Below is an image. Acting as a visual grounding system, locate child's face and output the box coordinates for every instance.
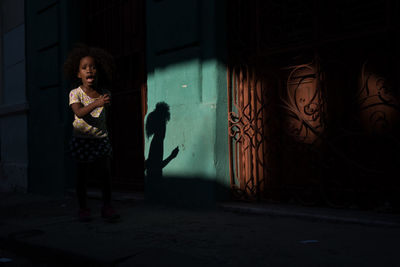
[77,56,97,88]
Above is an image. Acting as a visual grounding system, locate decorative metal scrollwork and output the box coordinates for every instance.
[227,65,272,201]
[281,58,326,144]
[227,1,400,208]
[357,61,400,133]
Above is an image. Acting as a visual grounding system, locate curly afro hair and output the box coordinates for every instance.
[63,43,116,89]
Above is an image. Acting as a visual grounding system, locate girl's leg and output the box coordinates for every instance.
[76,162,89,209]
[96,157,119,220]
[97,157,112,205]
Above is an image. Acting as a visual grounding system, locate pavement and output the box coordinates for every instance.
[0,190,400,267]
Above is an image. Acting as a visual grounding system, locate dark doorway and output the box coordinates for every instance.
[81,0,147,191]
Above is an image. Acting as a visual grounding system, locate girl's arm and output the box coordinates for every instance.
[71,95,110,118]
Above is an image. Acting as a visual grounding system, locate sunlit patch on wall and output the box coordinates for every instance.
[358,61,399,134]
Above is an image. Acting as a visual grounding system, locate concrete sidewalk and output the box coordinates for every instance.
[0,191,400,266]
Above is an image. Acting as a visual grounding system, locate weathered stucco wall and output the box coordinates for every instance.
[25,0,81,195]
[145,0,229,206]
[0,0,29,192]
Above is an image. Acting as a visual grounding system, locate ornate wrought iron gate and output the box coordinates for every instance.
[227,0,400,209]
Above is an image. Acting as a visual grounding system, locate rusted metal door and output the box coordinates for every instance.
[82,0,147,191]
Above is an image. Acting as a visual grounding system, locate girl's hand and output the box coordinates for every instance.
[103,94,111,107]
[95,94,111,107]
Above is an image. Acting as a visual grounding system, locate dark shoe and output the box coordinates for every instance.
[78,208,92,222]
[101,205,120,221]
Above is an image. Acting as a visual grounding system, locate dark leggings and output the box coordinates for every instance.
[76,157,112,209]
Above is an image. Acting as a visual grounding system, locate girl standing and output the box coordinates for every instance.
[64,44,119,222]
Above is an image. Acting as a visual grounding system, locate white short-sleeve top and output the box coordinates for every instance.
[69,87,109,138]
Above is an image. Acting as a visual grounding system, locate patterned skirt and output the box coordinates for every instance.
[69,136,112,162]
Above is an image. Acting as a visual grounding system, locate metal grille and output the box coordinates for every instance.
[227,58,327,202]
[227,0,400,208]
[281,58,326,144]
[228,66,268,201]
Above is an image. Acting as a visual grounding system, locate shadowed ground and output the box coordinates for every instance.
[0,192,399,266]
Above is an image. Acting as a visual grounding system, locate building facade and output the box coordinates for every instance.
[0,0,230,206]
[1,0,399,209]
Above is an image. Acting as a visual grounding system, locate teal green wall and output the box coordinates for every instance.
[145,0,229,206]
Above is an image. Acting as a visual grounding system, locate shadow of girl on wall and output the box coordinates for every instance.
[145,102,179,182]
